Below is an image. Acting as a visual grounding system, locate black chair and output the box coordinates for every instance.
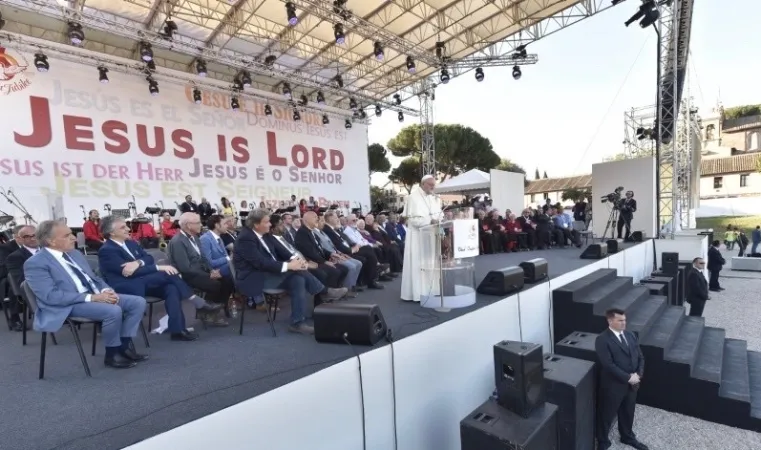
[7,271,47,346]
[229,259,281,336]
[1,277,11,330]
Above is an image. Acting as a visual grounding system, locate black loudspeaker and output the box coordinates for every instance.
[653,268,685,306]
[580,243,608,259]
[461,399,558,450]
[631,231,644,242]
[494,340,546,418]
[543,354,596,450]
[662,252,679,275]
[641,275,676,306]
[477,267,525,296]
[606,239,624,254]
[520,258,548,284]
[313,304,387,346]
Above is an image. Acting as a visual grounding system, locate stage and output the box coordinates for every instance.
[0,243,649,450]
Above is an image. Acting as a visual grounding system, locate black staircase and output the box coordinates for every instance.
[552,268,761,432]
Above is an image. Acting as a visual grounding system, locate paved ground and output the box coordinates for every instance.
[609,262,761,450]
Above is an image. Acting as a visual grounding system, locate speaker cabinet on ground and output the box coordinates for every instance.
[580,243,608,260]
[652,269,685,306]
[477,266,525,296]
[460,399,559,450]
[661,252,679,275]
[494,340,546,418]
[606,239,624,254]
[639,282,668,298]
[313,304,387,346]
[520,258,548,284]
[631,231,644,242]
[543,354,596,450]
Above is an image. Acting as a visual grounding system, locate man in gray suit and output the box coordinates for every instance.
[24,220,147,370]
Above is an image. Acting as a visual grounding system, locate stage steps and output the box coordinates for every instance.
[552,268,761,432]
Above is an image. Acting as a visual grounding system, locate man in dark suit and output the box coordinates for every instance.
[4,225,37,331]
[516,209,537,250]
[595,308,648,450]
[0,224,23,280]
[295,211,348,289]
[323,211,384,289]
[365,214,403,272]
[233,209,331,335]
[98,216,223,339]
[707,240,725,292]
[617,191,637,241]
[178,195,198,214]
[686,257,709,317]
[197,197,214,223]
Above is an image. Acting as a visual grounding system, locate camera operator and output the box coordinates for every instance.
[617,190,637,241]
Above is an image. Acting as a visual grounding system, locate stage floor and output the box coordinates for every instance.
[0,245,625,450]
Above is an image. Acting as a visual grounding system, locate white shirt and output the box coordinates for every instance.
[344,226,370,247]
[254,231,288,273]
[47,248,101,301]
[610,328,627,344]
[24,246,38,255]
[181,231,201,254]
[111,239,135,259]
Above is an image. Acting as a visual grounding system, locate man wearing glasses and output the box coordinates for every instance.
[686,257,710,317]
[3,225,39,331]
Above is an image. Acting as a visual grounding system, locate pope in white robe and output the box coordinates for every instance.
[401,175,443,302]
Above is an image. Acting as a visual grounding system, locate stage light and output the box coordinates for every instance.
[193,87,202,104]
[349,98,357,110]
[512,65,522,80]
[345,119,352,129]
[334,24,345,45]
[232,80,243,91]
[146,60,156,72]
[282,82,292,99]
[475,67,484,82]
[439,68,450,84]
[264,104,272,115]
[322,115,330,124]
[359,109,367,119]
[406,56,416,73]
[286,2,298,26]
[139,42,153,62]
[68,22,85,45]
[147,77,159,96]
[264,55,277,66]
[334,74,344,88]
[238,70,252,87]
[393,94,401,105]
[375,105,382,117]
[231,96,239,111]
[353,110,360,119]
[299,94,308,106]
[398,111,404,122]
[34,53,49,72]
[98,67,109,83]
[316,91,325,104]
[624,0,659,28]
[293,110,301,121]
[160,20,178,39]
[435,42,446,60]
[196,60,207,77]
[373,41,384,60]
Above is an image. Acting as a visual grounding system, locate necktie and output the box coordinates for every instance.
[62,253,97,293]
[260,236,276,260]
[619,333,627,346]
[312,231,324,252]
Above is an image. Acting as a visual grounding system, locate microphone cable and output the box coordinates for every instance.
[343,333,367,450]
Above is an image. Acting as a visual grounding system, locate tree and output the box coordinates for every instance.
[543,171,548,179]
[386,124,500,181]
[388,157,422,194]
[367,143,391,175]
[534,168,540,180]
[370,185,389,209]
[562,188,591,203]
[756,154,761,173]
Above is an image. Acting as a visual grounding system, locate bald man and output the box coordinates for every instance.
[295,211,348,289]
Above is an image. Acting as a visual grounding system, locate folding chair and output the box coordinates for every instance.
[230,259,281,336]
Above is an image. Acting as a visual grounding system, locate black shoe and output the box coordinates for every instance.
[597,441,611,450]
[10,320,23,332]
[171,330,199,341]
[200,302,223,312]
[378,275,393,282]
[120,348,149,362]
[352,286,364,292]
[621,439,649,450]
[104,353,137,369]
[367,283,385,290]
[709,288,720,292]
[718,287,726,291]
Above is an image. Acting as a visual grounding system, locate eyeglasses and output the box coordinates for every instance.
[20,234,35,239]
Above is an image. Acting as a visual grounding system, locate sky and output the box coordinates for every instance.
[368,0,761,187]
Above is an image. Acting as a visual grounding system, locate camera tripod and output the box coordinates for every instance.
[600,205,620,242]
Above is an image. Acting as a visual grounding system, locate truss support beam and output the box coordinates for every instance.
[419,83,435,176]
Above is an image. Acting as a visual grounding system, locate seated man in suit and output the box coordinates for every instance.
[98,216,223,339]
[364,214,403,273]
[24,220,148,369]
[168,213,235,312]
[199,214,232,278]
[233,209,340,335]
[295,211,348,289]
[314,214,362,293]
[4,225,39,331]
[323,211,384,289]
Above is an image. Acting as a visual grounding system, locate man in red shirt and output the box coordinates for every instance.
[160,212,178,240]
[83,209,105,250]
[132,213,159,249]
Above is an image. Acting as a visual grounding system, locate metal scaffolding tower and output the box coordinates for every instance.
[623,105,657,158]
[419,83,436,176]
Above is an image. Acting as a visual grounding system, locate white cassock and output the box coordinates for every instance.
[401,185,443,302]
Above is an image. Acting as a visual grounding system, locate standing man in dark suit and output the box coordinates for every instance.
[4,225,38,331]
[686,257,709,317]
[178,195,198,214]
[617,191,637,241]
[595,308,648,450]
[197,197,214,223]
[707,240,725,292]
[295,211,348,289]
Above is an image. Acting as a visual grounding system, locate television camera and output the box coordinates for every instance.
[601,186,624,206]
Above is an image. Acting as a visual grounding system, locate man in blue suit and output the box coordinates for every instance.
[24,220,148,369]
[97,216,222,341]
[199,214,232,278]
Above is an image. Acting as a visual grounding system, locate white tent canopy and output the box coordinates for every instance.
[435,169,491,194]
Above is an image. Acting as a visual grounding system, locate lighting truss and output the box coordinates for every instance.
[0,31,363,122]
[6,0,418,116]
[623,105,657,158]
[418,81,435,176]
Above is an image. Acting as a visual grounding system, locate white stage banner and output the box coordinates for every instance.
[452,219,479,258]
[0,50,370,226]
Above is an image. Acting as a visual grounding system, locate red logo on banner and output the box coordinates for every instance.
[0,47,32,95]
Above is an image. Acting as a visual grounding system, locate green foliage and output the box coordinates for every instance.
[724,104,761,120]
[756,154,761,173]
[370,186,390,209]
[543,171,548,179]
[534,168,540,180]
[367,143,391,174]
[388,157,422,194]
[696,216,761,233]
[561,188,590,202]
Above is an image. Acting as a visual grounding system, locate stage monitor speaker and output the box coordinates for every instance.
[662,252,679,275]
[580,243,608,260]
[631,231,644,242]
[543,354,596,450]
[460,399,558,450]
[520,258,548,284]
[494,340,546,418]
[606,239,624,254]
[477,267,525,296]
[314,304,387,346]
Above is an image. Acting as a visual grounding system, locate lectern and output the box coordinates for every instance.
[418,207,478,312]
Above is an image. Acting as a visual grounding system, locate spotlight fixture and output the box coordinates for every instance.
[345,119,352,129]
[285,2,298,26]
[160,19,178,39]
[34,53,49,72]
[282,82,292,99]
[435,41,446,60]
[293,110,301,121]
[406,56,416,73]
[299,94,308,106]
[353,110,360,119]
[624,0,659,28]
[316,91,325,104]
[264,55,277,66]
[393,94,401,105]
[193,87,202,104]
[334,75,344,88]
[264,104,273,115]
[397,111,404,122]
[322,115,330,125]
[146,60,156,72]
[439,67,450,84]
[349,98,357,110]
[139,42,153,62]
[375,105,382,117]
[98,67,109,83]
[238,70,252,88]
[359,109,367,119]
[196,60,207,77]
[147,77,159,96]
[232,80,244,91]
[373,41,384,61]
[475,67,484,82]
[512,65,522,80]
[231,96,240,111]
[636,127,655,140]
[334,23,345,45]
[68,22,85,45]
